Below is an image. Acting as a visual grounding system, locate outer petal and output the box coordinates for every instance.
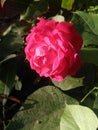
[69,54,82,75]
[57,22,83,51]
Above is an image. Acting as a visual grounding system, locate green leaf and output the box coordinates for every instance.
[0,80,7,94]
[1,0,7,7]
[80,48,98,66]
[0,61,17,102]
[87,5,98,14]
[6,86,78,130]
[14,75,22,91]
[20,0,48,20]
[0,24,23,60]
[81,87,98,103]
[75,11,98,35]
[0,81,10,105]
[60,105,98,130]
[72,11,98,46]
[0,54,16,64]
[52,76,83,91]
[61,0,74,10]
[93,93,98,109]
[92,87,98,109]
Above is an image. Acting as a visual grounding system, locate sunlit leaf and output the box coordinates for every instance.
[87,5,98,13]
[60,105,98,130]
[1,0,7,7]
[61,0,74,10]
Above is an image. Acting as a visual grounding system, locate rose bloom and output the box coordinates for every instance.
[25,18,83,81]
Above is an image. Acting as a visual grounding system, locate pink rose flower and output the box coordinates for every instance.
[25,18,83,81]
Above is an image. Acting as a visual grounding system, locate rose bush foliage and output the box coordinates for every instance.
[25,18,83,81]
[1,0,98,130]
